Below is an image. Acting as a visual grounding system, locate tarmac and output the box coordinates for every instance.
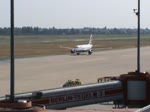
[0,47,150,111]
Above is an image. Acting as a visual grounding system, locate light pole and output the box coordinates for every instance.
[134,0,140,73]
[137,0,140,73]
[10,0,15,102]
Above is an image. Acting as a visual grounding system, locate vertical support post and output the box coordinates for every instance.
[137,0,140,73]
[10,0,15,102]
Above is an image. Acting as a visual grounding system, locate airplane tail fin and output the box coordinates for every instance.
[88,34,93,45]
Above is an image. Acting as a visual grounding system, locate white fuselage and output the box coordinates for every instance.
[70,34,93,55]
[71,44,93,53]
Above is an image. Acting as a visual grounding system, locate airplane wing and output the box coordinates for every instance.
[99,47,112,50]
[93,45,112,49]
[93,47,113,50]
[60,46,72,49]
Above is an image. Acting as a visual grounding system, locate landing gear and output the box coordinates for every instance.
[88,50,92,55]
[71,51,74,53]
[77,52,80,55]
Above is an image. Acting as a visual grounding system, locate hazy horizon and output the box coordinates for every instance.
[1,0,150,29]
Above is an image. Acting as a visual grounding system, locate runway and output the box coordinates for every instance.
[0,47,150,97]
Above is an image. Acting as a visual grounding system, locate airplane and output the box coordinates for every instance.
[60,35,93,55]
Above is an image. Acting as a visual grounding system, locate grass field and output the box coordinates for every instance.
[0,34,150,59]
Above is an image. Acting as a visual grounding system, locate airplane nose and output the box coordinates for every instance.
[71,49,74,53]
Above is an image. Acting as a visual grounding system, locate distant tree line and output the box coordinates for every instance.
[0,27,150,35]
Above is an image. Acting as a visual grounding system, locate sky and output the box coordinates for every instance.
[1,0,150,28]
